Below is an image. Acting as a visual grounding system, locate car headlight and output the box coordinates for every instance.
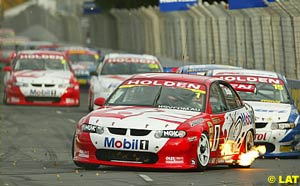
[154,130,186,138]
[271,122,295,130]
[81,124,104,134]
[13,82,29,87]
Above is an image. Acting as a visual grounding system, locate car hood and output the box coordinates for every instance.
[98,75,132,89]
[86,106,200,130]
[245,101,291,122]
[14,70,72,84]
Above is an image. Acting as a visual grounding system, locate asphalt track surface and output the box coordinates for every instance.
[0,85,299,186]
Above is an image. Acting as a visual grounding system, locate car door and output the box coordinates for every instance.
[209,81,251,157]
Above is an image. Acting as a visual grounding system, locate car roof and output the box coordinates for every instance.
[209,69,281,79]
[129,73,222,85]
[105,53,159,60]
[17,50,65,56]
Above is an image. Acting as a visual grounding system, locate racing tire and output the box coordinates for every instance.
[196,132,210,171]
[229,130,254,168]
[71,132,99,170]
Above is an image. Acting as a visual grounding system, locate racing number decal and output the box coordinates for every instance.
[273,84,283,90]
[211,125,220,151]
[140,140,149,150]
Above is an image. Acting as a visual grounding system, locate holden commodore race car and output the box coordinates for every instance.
[88,53,163,111]
[72,73,257,170]
[176,64,242,76]
[2,50,80,106]
[59,46,99,86]
[208,69,300,157]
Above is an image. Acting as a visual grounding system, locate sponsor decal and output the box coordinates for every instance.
[165,156,184,164]
[30,89,56,97]
[125,79,204,91]
[189,118,204,127]
[255,133,268,141]
[107,58,158,64]
[158,105,202,112]
[104,137,149,150]
[215,76,282,84]
[19,54,64,60]
[255,109,287,113]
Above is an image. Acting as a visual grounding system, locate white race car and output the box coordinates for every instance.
[208,69,300,157]
[88,53,163,111]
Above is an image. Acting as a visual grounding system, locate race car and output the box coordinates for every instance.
[59,46,99,86]
[176,64,242,75]
[88,53,163,111]
[2,50,80,106]
[72,73,256,170]
[208,69,300,157]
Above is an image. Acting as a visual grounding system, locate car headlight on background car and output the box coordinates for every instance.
[271,122,295,130]
[81,124,104,134]
[154,130,186,138]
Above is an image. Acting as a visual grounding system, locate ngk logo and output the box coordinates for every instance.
[104,137,149,150]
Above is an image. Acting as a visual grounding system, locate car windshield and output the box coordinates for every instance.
[107,83,206,112]
[237,81,290,103]
[14,58,70,71]
[101,62,161,75]
[69,53,97,63]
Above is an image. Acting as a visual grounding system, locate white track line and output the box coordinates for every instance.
[139,174,153,182]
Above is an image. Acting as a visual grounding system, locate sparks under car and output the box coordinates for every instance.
[88,53,163,111]
[207,69,300,157]
[73,73,256,170]
[3,50,80,106]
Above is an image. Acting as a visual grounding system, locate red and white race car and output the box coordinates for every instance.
[88,53,163,111]
[3,50,80,106]
[73,73,257,170]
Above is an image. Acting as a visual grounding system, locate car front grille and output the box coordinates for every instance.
[255,122,268,129]
[95,149,158,164]
[31,83,55,87]
[25,97,60,102]
[107,128,151,136]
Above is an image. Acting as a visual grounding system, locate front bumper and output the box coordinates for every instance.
[73,132,201,169]
[255,127,300,157]
[5,86,80,106]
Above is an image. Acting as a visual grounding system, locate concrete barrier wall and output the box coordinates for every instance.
[3,1,300,109]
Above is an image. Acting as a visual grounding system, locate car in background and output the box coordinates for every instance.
[88,53,163,111]
[0,37,30,66]
[163,66,179,73]
[176,64,242,75]
[72,73,256,170]
[3,50,80,106]
[0,28,15,38]
[208,69,300,157]
[58,46,99,86]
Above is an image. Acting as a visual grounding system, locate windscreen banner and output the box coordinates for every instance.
[159,0,198,12]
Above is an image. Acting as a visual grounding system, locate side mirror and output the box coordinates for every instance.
[94,97,106,107]
[3,66,12,72]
